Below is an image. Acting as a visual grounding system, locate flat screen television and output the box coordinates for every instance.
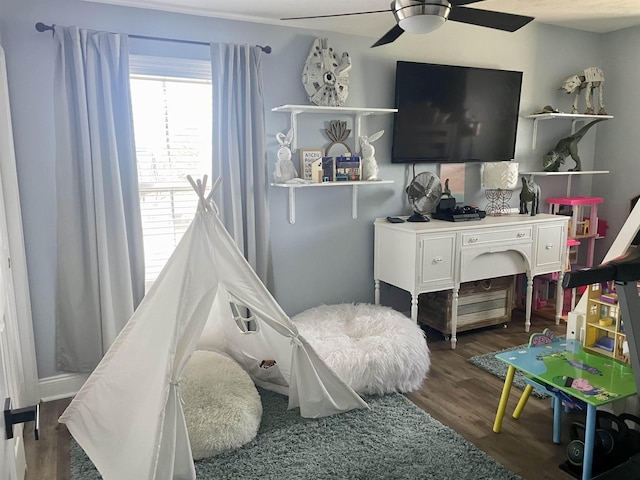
[392,61,523,164]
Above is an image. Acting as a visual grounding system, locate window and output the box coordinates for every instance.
[129,56,212,290]
[229,302,258,333]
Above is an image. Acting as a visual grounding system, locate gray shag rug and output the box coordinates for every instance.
[467,340,567,400]
[70,388,520,480]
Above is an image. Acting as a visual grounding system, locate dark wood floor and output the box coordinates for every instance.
[407,311,577,480]
[24,311,577,479]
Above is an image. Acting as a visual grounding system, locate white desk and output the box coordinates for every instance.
[374,214,569,348]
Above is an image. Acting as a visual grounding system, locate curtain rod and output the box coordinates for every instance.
[35,22,272,54]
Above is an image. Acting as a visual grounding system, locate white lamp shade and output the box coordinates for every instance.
[482,162,519,189]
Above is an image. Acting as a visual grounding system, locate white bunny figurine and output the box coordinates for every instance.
[274,129,298,183]
[359,130,384,181]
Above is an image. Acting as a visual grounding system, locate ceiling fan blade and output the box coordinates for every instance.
[450,0,483,5]
[449,6,534,32]
[371,24,404,48]
[281,10,388,21]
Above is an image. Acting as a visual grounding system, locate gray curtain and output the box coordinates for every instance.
[210,43,271,285]
[53,26,144,372]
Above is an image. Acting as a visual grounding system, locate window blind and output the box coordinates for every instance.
[130,72,212,290]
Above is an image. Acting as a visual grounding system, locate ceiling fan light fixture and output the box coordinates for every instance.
[398,13,446,33]
[393,0,451,34]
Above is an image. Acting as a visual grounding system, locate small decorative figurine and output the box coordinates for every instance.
[359,130,384,181]
[442,178,452,197]
[519,176,540,216]
[302,38,351,107]
[560,67,607,115]
[325,120,352,154]
[274,129,299,183]
[542,118,605,172]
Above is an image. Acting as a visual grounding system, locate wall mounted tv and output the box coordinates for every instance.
[392,61,523,164]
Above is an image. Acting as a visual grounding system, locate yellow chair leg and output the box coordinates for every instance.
[513,384,533,419]
[493,366,516,433]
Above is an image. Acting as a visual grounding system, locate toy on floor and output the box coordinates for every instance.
[260,359,276,369]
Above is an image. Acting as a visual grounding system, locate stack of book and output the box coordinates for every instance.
[319,155,361,182]
[335,155,360,181]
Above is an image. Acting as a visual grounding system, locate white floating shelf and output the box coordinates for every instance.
[272,105,398,115]
[525,112,613,149]
[525,113,613,120]
[271,104,397,152]
[521,170,610,176]
[271,180,394,224]
[521,170,610,197]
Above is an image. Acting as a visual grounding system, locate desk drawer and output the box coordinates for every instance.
[535,223,565,271]
[460,245,531,282]
[462,227,532,247]
[418,234,455,287]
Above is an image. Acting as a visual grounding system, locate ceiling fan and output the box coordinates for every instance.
[282,0,534,47]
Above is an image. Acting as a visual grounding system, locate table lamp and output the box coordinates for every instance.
[482,162,519,216]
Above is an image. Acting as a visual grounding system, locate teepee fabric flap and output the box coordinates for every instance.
[60,213,218,479]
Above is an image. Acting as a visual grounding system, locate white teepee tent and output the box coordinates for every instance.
[58,176,368,480]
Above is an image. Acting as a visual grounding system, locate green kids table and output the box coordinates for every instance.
[493,329,636,480]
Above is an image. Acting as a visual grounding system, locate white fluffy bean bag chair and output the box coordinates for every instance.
[181,350,262,460]
[292,303,430,395]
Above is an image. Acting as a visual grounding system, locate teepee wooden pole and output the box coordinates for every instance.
[187,174,222,212]
[208,177,222,202]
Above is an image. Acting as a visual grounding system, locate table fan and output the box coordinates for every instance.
[406,171,442,222]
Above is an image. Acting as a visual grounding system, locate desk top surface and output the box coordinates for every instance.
[375,213,568,233]
[496,339,637,406]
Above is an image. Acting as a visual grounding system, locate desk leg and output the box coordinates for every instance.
[374,279,380,306]
[493,366,515,433]
[450,285,459,349]
[555,270,564,325]
[525,274,533,333]
[410,293,418,322]
[582,405,596,480]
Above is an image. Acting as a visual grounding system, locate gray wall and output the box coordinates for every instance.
[0,0,622,379]
[593,26,640,259]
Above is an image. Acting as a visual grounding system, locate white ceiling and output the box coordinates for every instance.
[83,0,640,36]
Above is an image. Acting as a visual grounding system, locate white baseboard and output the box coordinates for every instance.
[38,373,89,402]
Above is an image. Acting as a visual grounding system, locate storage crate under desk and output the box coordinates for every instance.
[418,275,515,335]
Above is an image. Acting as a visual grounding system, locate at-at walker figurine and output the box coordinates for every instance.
[560,66,607,115]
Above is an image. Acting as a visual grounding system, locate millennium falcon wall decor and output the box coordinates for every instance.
[302,38,351,107]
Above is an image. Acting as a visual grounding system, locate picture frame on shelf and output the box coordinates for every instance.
[299,149,324,181]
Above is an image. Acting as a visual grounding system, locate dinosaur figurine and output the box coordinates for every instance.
[542,118,605,172]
